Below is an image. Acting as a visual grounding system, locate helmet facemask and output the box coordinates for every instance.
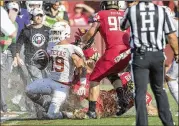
[26,1,43,13]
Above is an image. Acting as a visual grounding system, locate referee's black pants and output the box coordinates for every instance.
[131,50,174,126]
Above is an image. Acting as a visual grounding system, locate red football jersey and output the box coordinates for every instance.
[93,10,130,49]
[83,47,98,60]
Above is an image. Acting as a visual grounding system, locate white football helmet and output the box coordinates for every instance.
[49,21,71,44]
[118,1,127,10]
[26,1,43,13]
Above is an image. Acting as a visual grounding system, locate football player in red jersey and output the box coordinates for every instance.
[67,28,157,119]
[81,1,131,118]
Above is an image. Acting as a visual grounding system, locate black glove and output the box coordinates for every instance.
[31,49,49,70]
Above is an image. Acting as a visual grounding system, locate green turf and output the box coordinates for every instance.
[3,84,178,126]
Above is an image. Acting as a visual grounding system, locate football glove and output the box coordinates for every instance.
[31,49,49,70]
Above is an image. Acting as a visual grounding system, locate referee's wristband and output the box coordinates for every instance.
[80,78,86,86]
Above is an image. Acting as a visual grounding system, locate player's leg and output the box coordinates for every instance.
[88,48,130,117]
[25,78,52,110]
[87,52,109,118]
[26,64,48,116]
[108,73,130,116]
[47,83,70,119]
[87,56,108,118]
[87,81,100,118]
[87,48,130,118]
[166,60,178,104]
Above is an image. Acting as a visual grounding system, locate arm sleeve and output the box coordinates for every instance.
[120,8,130,31]
[16,29,26,53]
[0,7,16,36]
[164,8,176,35]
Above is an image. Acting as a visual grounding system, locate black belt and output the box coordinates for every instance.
[131,47,162,54]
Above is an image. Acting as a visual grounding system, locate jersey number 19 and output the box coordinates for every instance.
[52,56,64,72]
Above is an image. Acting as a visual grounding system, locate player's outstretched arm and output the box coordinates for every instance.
[72,53,87,96]
[81,22,100,44]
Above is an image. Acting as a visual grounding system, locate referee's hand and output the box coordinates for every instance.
[174,54,179,63]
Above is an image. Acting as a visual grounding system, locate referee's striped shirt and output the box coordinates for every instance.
[120,2,176,50]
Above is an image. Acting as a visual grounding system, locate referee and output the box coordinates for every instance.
[120,1,178,126]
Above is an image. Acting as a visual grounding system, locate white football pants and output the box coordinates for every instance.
[166,60,178,104]
[26,78,70,119]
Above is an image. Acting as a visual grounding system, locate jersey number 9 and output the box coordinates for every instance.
[108,16,125,32]
[52,56,64,72]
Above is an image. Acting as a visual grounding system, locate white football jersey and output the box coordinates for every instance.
[49,44,84,83]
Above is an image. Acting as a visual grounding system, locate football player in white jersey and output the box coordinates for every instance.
[166,6,179,111]
[25,21,87,119]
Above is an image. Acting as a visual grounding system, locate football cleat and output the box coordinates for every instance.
[86,111,97,119]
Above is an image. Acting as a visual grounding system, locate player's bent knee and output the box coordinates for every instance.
[25,86,40,101]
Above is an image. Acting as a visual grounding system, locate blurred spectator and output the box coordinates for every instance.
[16,8,50,81]
[16,1,44,95]
[15,1,44,39]
[16,1,31,39]
[0,2,19,114]
[44,1,69,28]
[16,8,50,116]
[60,1,69,12]
[69,3,95,26]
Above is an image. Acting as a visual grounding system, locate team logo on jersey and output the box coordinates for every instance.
[32,33,46,47]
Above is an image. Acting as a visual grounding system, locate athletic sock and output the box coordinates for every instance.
[89,101,96,112]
